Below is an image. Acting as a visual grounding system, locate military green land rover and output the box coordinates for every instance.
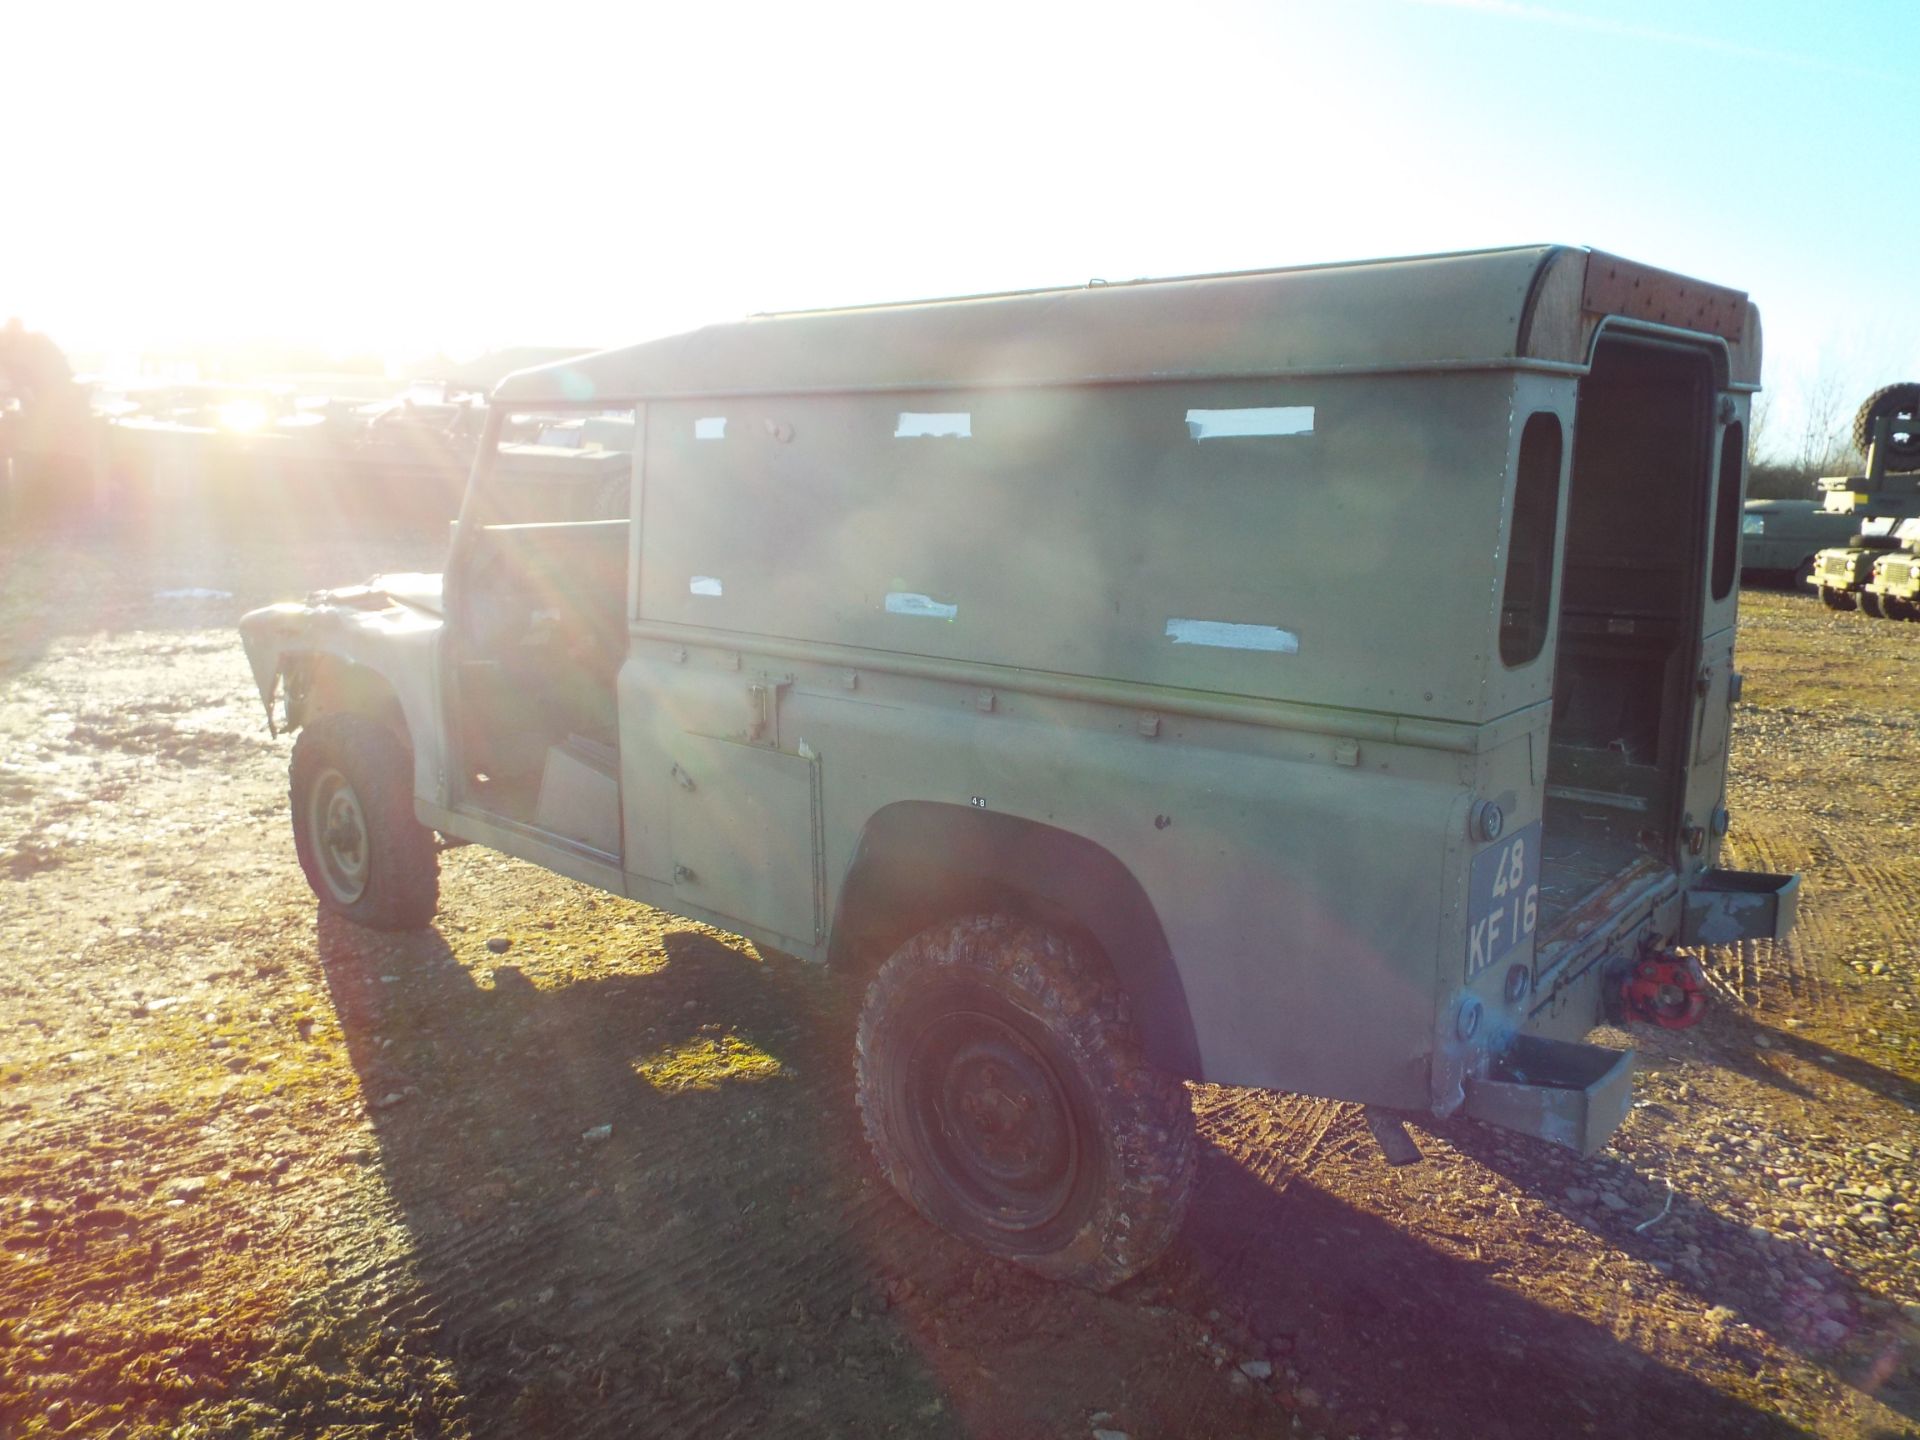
[241,246,1798,1289]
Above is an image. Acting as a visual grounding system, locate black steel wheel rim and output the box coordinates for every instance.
[903,1005,1086,1238]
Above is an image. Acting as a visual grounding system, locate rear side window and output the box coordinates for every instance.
[1499,413,1564,667]
[1711,423,1745,600]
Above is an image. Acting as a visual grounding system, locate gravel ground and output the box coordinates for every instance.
[1,523,1917,1440]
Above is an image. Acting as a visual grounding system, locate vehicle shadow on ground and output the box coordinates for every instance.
[256,907,1828,1440]
[1436,1119,1920,1426]
[1160,1143,1815,1440]
[273,910,1315,1440]
[294,912,962,1440]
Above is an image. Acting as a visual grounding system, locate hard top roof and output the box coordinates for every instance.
[493,245,1759,404]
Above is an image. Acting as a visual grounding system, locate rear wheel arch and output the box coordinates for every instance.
[828,801,1202,1079]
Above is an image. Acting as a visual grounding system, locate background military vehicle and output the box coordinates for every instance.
[1810,383,1920,615]
[1740,498,1857,587]
[241,246,1797,1290]
[1811,525,1905,611]
[1866,548,1920,619]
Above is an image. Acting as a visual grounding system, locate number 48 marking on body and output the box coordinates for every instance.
[1490,836,1527,899]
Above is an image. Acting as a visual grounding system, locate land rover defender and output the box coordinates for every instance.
[241,245,1798,1289]
[1740,498,1855,588]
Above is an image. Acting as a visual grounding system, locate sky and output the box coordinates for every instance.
[2,0,1914,455]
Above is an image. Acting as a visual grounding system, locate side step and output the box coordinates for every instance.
[1462,1034,1634,1157]
[1680,868,1799,945]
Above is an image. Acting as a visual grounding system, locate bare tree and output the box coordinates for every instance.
[1747,390,1772,465]
[1795,360,1856,474]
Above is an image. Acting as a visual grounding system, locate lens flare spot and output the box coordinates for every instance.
[217,398,270,432]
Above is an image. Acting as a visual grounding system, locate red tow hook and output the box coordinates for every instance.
[1620,950,1708,1029]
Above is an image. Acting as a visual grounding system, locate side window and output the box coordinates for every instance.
[1710,422,1745,601]
[489,408,637,525]
[1499,413,1564,667]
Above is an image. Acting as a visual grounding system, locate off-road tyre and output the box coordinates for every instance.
[1853,383,1920,472]
[1819,585,1855,611]
[1862,590,1886,619]
[289,714,439,930]
[855,914,1196,1291]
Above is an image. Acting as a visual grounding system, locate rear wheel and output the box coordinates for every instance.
[855,914,1195,1291]
[290,714,439,930]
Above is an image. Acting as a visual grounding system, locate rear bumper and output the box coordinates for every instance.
[1457,867,1796,1153]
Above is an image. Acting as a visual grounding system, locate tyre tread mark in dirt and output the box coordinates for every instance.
[1193,1088,1355,1193]
[1720,824,1841,1019]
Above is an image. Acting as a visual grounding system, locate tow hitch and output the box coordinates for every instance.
[1617,948,1707,1029]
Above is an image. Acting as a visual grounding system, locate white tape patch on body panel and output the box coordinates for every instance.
[1184,406,1314,440]
[894,412,972,439]
[1164,619,1300,653]
[885,592,959,620]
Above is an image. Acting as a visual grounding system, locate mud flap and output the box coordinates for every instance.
[1680,869,1799,945]
[1462,1034,1634,1157]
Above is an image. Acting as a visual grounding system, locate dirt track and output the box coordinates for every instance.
[2,523,1917,1440]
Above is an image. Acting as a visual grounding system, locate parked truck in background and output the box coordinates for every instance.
[1812,383,1920,615]
[240,246,1798,1290]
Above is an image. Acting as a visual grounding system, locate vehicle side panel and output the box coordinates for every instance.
[632,375,1515,725]
[616,640,1469,1105]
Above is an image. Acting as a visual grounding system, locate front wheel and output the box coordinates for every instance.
[289,714,439,930]
[1819,586,1855,611]
[855,915,1196,1291]
[1862,591,1886,619]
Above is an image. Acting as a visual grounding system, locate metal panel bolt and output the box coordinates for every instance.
[1456,996,1483,1042]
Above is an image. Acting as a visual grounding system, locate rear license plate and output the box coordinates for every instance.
[1467,821,1541,978]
